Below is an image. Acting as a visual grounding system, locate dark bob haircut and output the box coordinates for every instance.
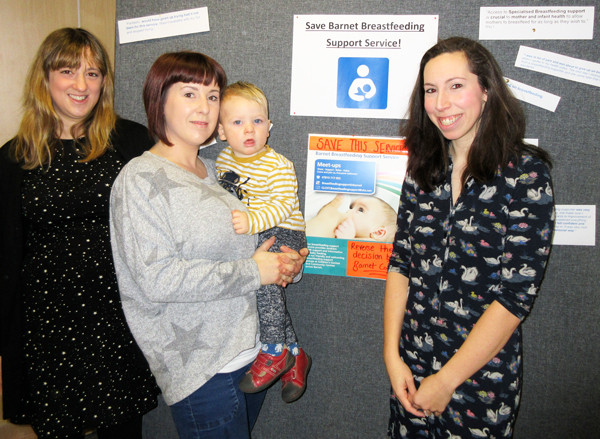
[143,51,227,146]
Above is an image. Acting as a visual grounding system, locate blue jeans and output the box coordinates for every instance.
[169,364,266,439]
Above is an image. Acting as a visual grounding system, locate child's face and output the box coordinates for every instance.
[347,197,385,238]
[218,96,270,158]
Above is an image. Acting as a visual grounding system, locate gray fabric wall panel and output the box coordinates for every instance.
[115,1,600,438]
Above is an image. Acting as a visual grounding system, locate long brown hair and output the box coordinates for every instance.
[11,28,116,169]
[402,37,552,192]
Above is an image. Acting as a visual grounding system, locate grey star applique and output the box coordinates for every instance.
[241,301,257,322]
[111,189,124,212]
[119,289,135,303]
[137,168,186,204]
[163,322,208,366]
[174,241,185,255]
[149,349,170,377]
[144,247,159,266]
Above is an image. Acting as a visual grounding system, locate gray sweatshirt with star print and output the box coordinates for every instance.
[110,152,261,405]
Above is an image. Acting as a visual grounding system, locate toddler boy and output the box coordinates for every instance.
[216,81,310,403]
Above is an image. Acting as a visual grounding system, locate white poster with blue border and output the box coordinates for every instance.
[290,14,438,119]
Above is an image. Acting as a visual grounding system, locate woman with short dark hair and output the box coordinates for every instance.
[110,51,306,439]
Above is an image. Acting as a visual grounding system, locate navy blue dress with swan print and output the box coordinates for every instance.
[387,154,554,439]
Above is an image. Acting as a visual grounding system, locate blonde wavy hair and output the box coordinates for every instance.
[12,28,116,169]
[221,81,269,117]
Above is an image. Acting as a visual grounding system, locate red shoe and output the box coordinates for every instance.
[280,348,312,403]
[239,350,295,393]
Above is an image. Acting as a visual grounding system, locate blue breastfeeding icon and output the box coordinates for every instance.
[337,57,389,109]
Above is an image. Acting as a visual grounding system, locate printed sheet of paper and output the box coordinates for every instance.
[304,135,408,279]
[553,205,596,246]
[290,15,438,119]
[479,6,594,40]
[505,77,560,112]
[515,46,600,88]
[118,7,209,44]
[524,138,538,146]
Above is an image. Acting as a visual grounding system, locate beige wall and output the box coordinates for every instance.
[0,0,117,146]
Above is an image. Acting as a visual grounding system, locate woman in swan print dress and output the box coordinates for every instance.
[384,37,554,439]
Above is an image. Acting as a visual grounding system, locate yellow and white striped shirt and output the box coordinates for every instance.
[216,146,305,235]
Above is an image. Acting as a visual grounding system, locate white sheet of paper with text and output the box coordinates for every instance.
[553,205,596,246]
[515,46,600,88]
[118,7,209,44]
[479,6,594,40]
[504,77,560,112]
[290,15,438,119]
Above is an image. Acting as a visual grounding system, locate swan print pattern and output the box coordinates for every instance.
[387,155,554,438]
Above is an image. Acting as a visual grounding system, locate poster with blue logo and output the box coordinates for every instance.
[291,15,438,119]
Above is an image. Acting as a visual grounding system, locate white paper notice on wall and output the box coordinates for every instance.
[504,77,560,112]
[515,46,600,88]
[290,15,438,119]
[524,138,538,146]
[479,6,594,40]
[118,7,210,44]
[553,205,596,246]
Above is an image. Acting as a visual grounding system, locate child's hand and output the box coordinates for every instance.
[334,218,356,239]
[232,210,250,234]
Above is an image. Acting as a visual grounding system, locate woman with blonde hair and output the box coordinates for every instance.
[0,28,159,438]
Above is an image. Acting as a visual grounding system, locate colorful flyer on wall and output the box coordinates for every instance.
[304,134,408,280]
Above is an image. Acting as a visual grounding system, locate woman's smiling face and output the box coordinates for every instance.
[48,56,103,137]
[423,51,487,150]
[163,81,220,149]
